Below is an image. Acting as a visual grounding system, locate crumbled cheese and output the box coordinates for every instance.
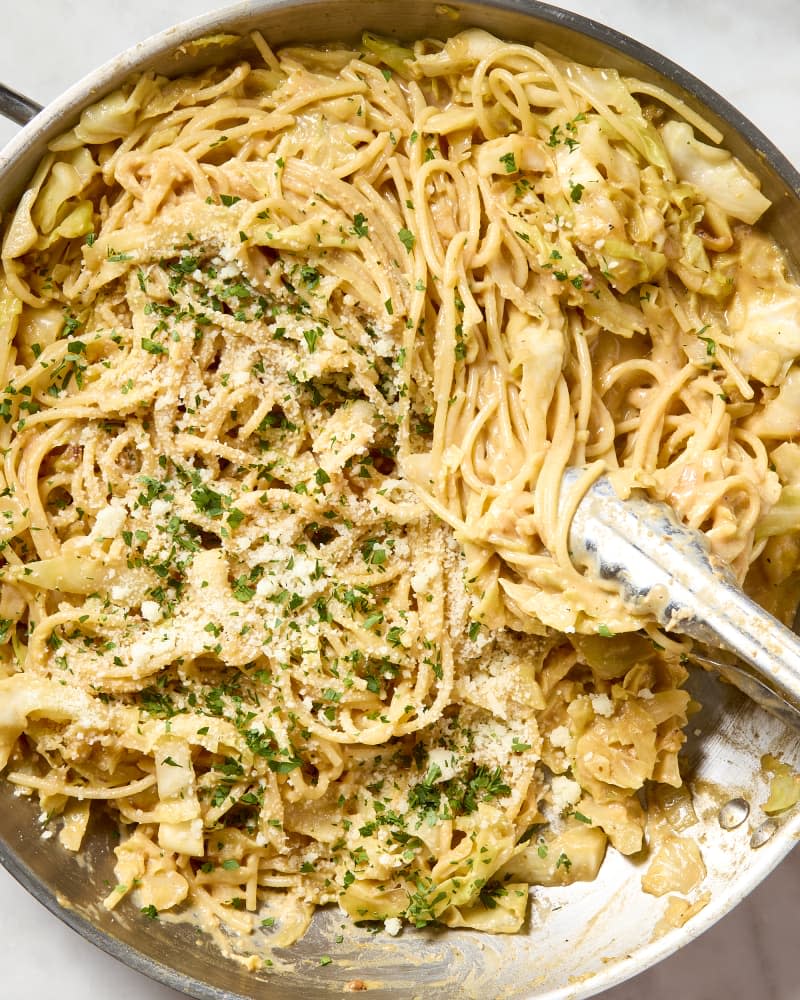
[150,499,171,519]
[550,775,582,811]
[140,600,162,622]
[638,687,654,700]
[256,577,278,598]
[384,917,402,936]
[90,503,126,540]
[128,632,175,672]
[589,693,614,717]
[549,725,570,748]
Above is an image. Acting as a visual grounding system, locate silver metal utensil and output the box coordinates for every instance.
[562,467,800,727]
[0,83,41,126]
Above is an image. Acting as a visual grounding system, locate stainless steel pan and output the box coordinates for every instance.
[1,4,799,998]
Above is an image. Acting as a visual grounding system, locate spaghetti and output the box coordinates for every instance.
[0,28,797,958]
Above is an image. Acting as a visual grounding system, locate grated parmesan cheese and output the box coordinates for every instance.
[140,600,162,622]
[589,693,614,717]
[90,503,127,540]
[550,775,582,811]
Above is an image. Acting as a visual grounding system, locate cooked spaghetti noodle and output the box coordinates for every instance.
[0,28,798,958]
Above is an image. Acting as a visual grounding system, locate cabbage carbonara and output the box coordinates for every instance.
[0,28,798,957]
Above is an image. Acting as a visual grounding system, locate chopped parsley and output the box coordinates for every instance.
[569,180,585,203]
[300,265,321,289]
[408,763,511,821]
[697,324,717,357]
[141,338,167,356]
[398,227,416,252]
[499,152,517,173]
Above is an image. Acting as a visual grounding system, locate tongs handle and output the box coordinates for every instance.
[0,83,42,126]
[564,469,800,727]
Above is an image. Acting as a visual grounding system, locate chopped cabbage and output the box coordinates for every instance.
[155,735,204,857]
[641,832,705,896]
[0,674,92,769]
[414,29,505,77]
[423,107,478,135]
[179,33,241,55]
[574,795,645,855]
[747,368,800,441]
[32,147,98,233]
[728,232,800,385]
[74,75,158,145]
[563,64,672,173]
[570,632,655,679]
[1,156,53,259]
[362,32,414,76]
[762,754,800,814]
[0,276,22,337]
[661,120,770,225]
[439,881,528,932]
[49,200,94,241]
[771,443,800,486]
[498,820,607,886]
[3,555,108,594]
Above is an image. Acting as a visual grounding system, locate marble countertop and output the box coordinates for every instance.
[1,2,798,997]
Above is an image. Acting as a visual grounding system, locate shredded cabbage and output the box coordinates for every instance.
[362,32,414,76]
[661,120,770,225]
[74,75,159,145]
[762,754,800,814]
[729,232,800,385]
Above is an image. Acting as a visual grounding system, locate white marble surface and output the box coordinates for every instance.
[1,2,799,998]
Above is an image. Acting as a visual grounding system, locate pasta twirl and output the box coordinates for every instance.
[0,28,797,961]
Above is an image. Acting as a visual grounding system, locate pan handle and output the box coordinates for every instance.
[0,83,42,126]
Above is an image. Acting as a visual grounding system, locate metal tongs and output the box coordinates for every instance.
[562,468,800,729]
